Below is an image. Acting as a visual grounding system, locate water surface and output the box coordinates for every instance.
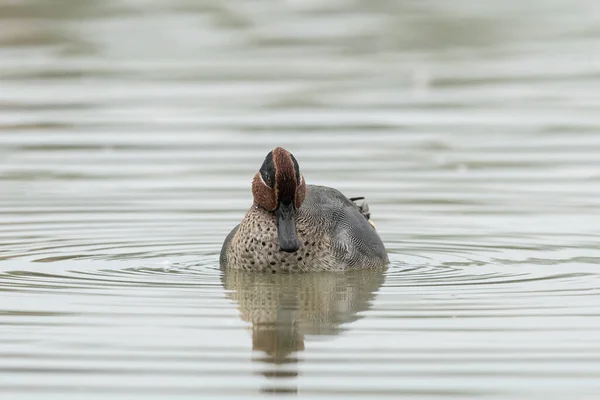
[1,0,600,398]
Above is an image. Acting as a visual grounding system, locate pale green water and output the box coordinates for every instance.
[1,1,600,398]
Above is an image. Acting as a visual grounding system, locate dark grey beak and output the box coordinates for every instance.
[276,201,299,253]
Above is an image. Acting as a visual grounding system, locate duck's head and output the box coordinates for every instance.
[252,147,306,253]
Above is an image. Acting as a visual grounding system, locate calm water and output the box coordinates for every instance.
[2,0,600,398]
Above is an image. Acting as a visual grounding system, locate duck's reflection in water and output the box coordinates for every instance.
[222,267,386,394]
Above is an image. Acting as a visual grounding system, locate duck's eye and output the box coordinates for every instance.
[260,170,274,188]
[259,152,276,188]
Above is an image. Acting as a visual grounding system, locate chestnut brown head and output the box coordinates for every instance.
[252,147,306,253]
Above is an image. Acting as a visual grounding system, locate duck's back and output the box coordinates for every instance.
[298,185,388,269]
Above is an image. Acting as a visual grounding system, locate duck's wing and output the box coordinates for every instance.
[219,224,239,269]
[304,185,388,268]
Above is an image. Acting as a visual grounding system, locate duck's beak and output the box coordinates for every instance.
[276,201,299,253]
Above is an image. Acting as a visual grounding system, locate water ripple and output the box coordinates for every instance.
[2,0,600,397]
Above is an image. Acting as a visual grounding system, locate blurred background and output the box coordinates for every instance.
[1,0,600,398]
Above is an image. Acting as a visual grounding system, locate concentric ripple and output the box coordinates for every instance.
[2,0,600,398]
[1,255,599,398]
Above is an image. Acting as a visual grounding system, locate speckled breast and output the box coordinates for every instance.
[225,205,335,272]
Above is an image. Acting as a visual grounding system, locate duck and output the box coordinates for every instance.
[220,147,388,272]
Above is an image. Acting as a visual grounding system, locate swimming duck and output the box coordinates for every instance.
[220,147,388,272]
